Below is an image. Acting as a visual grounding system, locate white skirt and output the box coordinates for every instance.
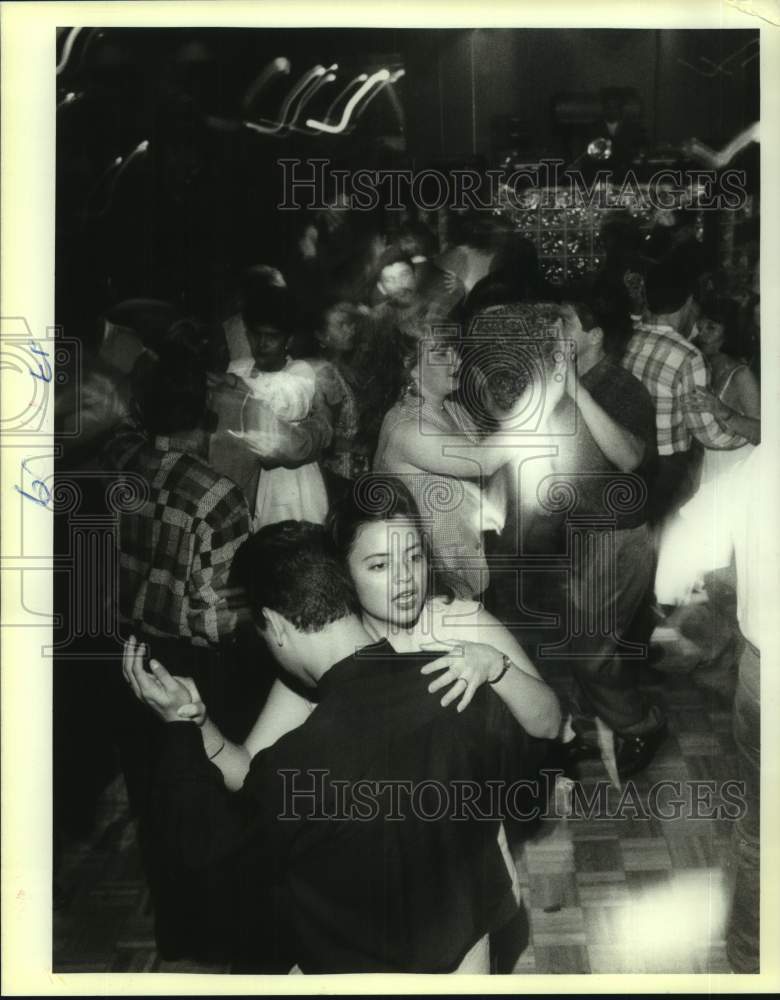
[253,462,328,530]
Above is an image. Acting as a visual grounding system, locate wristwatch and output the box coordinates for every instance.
[489,654,512,685]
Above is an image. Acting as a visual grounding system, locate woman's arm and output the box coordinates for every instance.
[719,408,760,446]
[177,677,315,791]
[420,607,562,739]
[723,367,761,444]
[470,606,562,738]
[388,416,548,479]
[243,678,316,756]
[686,383,760,447]
[194,718,252,793]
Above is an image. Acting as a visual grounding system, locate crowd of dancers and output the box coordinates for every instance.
[56,191,762,973]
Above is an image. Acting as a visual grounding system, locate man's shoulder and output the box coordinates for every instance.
[161,450,248,519]
[626,324,701,373]
[632,322,696,353]
[595,359,653,403]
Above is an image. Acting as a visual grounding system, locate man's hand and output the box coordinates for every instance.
[684,386,729,422]
[563,350,578,400]
[543,353,568,420]
[122,635,201,724]
[442,268,460,295]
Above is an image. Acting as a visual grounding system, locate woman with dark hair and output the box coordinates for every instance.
[310,301,402,499]
[172,474,560,784]
[686,295,760,485]
[372,335,543,599]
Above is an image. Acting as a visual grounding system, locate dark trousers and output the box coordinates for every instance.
[726,639,760,973]
[647,448,702,524]
[543,523,664,737]
[571,524,663,736]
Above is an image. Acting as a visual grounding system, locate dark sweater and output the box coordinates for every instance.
[152,639,521,973]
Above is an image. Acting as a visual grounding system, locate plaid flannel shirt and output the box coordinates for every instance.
[104,429,251,646]
[622,322,746,456]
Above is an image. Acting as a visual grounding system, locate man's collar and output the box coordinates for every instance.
[580,353,611,381]
[637,322,702,357]
[638,319,681,337]
[316,638,398,697]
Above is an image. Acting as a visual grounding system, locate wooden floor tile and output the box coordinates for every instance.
[533,943,590,974]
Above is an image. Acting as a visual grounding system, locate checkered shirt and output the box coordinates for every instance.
[622,322,746,456]
[105,430,251,646]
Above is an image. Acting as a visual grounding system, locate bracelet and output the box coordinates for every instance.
[207,740,226,761]
[489,654,511,685]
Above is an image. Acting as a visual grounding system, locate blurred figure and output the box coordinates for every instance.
[544,288,665,777]
[373,248,418,311]
[220,264,287,374]
[232,285,331,528]
[464,232,557,318]
[655,445,767,973]
[101,341,252,960]
[311,301,403,500]
[593,87,645,179]
[103,340,250,649]
[435,211,498,294]
[598,212,653,319]
[688,294,760,487]
[397,219,465,317]
[622,255,748,522]
[57,299,179,466]
[374,334,536,599]
[371,245,464,373]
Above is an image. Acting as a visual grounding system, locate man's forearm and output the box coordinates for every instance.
[717,409,760,446]
[687,408,747,450]
[575,385,644,471]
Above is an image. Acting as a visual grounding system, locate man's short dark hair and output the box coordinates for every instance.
[645,259,693,315]
[398,221,438,259]
[568,276,634,362]
[242,284,293,333]
[230,521,360,632]
[136,344,208,434]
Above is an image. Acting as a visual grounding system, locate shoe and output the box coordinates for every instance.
[614,723,669,778]
[562,736,601,765]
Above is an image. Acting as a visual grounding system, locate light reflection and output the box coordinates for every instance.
[614,869,730,968]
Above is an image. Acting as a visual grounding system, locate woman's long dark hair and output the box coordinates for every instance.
[698,295,745,361]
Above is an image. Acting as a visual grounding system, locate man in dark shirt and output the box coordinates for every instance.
[491,289,666,778]
[130,522,524,974]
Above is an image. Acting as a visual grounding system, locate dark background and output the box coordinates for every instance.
[55,27,759,344]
